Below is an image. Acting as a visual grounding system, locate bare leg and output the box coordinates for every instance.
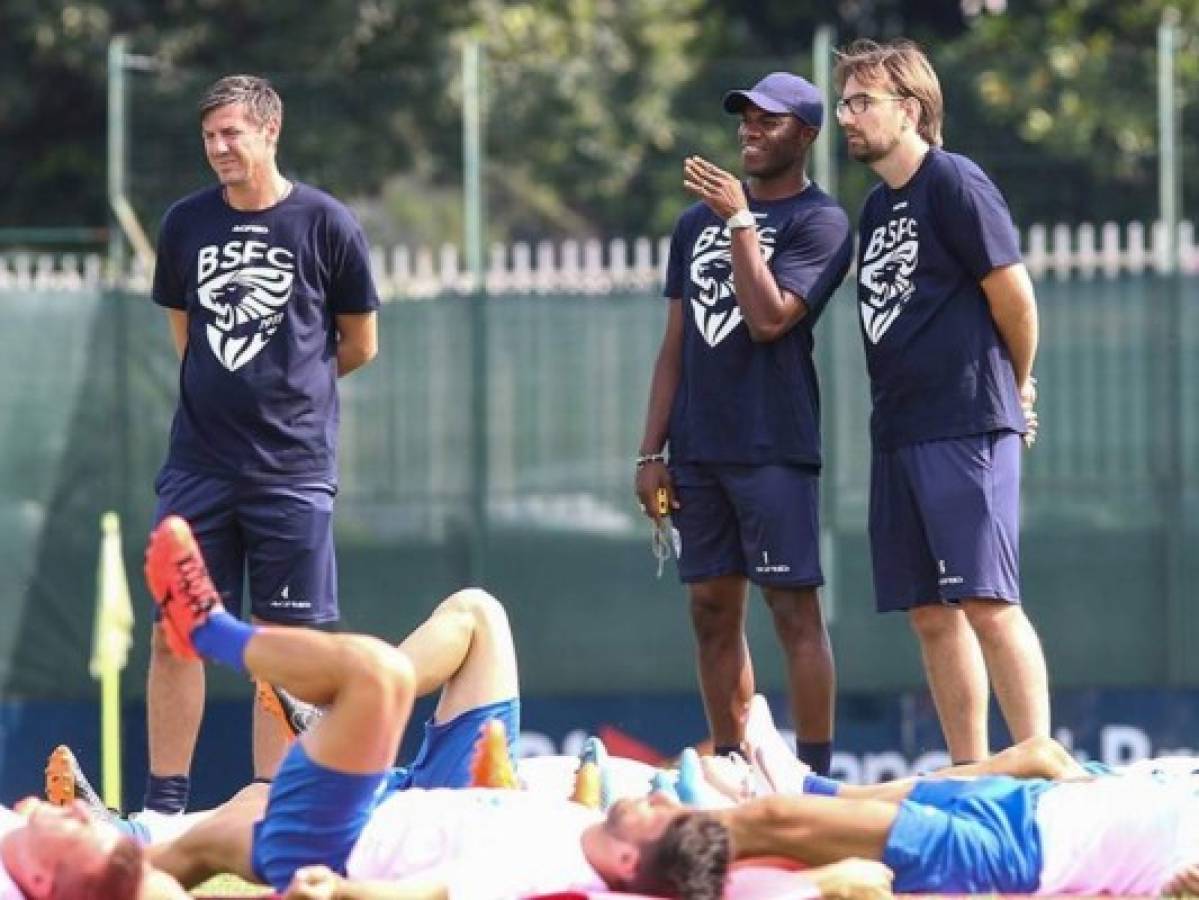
[820,735,1086,803]
[763,586,834,743]
[150,783,268,888]
[944,735,1082,780]
[963,599,1051,743]
[396,588,519,722]
[250,614,291,780]
[152,590,513,887]
[909,604,989,761]
[689,575,754,748]
[147,624,204,791]
[243,629,414,775]
[149,624,413,888]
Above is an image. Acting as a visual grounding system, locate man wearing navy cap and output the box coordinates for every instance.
[635,72,853,775]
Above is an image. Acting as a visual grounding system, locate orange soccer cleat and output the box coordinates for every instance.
[469,719,518,789]
[45,745,106,813]
[256,679,324,741]
[144,516,222,661]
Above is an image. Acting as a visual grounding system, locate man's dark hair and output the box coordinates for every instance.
[199,74,284,130]
[629,812,730,900]
[50,834,145,900]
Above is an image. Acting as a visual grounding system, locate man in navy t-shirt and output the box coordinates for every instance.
[145,75,380,815]
[834,39,1049,763]
[636,72,852,775]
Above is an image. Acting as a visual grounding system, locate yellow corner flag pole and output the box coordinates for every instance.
[90,511,135,811]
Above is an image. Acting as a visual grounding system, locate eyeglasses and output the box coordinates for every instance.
[835,93,906,116]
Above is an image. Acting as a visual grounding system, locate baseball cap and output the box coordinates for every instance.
[723,72,824,129]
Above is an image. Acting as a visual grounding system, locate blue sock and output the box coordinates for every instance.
[192,610,257,673]
[802,774,841,796]
[118,816,152,845]
[143,774,189,814]
[797,740,832,776]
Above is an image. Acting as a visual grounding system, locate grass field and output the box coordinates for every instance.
[195,873,273,897]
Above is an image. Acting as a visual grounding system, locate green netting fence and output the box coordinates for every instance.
[0,276,1195,701]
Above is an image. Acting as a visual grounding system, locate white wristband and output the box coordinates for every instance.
[726,209,756,230]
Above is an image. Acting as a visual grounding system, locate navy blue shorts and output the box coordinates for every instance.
[153,467,338,624]
[883,776,1049,894]
[869,431,1021,612]
[670,463,822,588]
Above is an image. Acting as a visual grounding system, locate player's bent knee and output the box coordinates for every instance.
[443,586,505,620]
[340,635,414,699]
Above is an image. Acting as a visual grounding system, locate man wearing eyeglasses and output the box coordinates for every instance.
[635,72,852,777]
[833,39,1048,766]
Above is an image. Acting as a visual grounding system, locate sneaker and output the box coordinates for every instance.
[255,679,324,740]
[578,736,613,810]
[45,746,117,823]
[745,694,810,795]
[470,719,517,789]
[699,750,757,802]
[144,516,222,660]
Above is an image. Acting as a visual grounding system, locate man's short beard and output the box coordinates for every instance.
[850,135,900,165]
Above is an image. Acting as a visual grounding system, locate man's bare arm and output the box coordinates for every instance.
[167,309,189,358]
[804,858,894,900]
[634,298,684,519]
[336,311,379,377]
[720,795,894,866]
[682,155,808,342]
[982,262,1038,389]
[283,864,448,900]
[728,226,809,341]
[982,262,1039,445]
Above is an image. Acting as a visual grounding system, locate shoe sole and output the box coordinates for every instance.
[145,516,212,661]
[45,745,77,806]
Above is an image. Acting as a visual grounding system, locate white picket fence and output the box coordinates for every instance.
[2,221,1197,297]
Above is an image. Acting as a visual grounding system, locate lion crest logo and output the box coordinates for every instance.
[688,220,775,348]
[196,265,294,371]
[859,238,918,344]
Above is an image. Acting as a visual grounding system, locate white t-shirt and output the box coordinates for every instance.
[1119,755,1199,781]
[517,754,657,802]
[346,788,607,900]
[1036,775,1199,895]
[0,806,27,900]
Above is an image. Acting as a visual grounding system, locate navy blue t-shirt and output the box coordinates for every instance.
[663,183,852,467]
[856,148,1027,449]
[152,183,379,482]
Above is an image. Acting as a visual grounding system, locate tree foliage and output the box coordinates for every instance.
[0,0,1192,242]
[938,0,1199,223]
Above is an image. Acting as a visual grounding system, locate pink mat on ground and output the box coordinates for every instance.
[194,859,814,900]
[528,857,816,900]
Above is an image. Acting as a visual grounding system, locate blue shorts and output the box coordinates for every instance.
[153,467,338,624]
[251,697,519,892]
[869,431,1021,612]
[386,697,521,792]
[251,744,388,892]
[884,776,1050,894]
[670,463,823,588]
